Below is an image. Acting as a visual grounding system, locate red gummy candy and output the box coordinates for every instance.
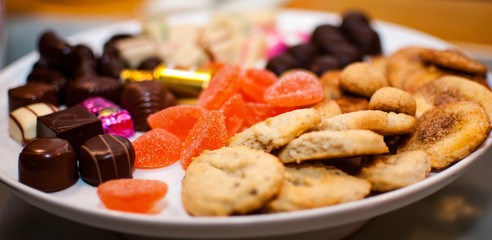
[147,105,206,142]
[263,70,324,107]
[243,102,297,127]
[239,68,278,103]
[197,64,241,110]
[133,128,182,169]
[220,93,246,138]
[97,179,168,214]
[180,110,227,169]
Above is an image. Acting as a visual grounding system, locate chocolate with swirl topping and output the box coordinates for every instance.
[120,80,176,131]
[37,105,104,152]
[79,134,135,186]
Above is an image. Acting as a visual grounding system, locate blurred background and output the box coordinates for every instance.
[2,0,492,68]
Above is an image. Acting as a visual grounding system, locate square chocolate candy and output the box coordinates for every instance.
[37,105,104,152]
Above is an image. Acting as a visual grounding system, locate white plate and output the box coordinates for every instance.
[0,9,490,239]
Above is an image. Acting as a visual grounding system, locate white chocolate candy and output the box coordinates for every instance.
[9,103,58,145]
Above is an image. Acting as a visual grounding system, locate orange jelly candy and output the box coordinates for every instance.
[180,110,227,169]
[97,179,168,214]
[133,128,182,169]
[147,105,206,142]
[239,68,278,103]
[197,64,241,110]
[263,70,324,107]
[220,93,246,138]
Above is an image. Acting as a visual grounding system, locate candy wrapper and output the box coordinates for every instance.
[80,97,135,138]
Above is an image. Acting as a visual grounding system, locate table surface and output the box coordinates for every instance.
[2,1,492,239]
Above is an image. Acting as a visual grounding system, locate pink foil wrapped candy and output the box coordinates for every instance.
[80,97,135,138]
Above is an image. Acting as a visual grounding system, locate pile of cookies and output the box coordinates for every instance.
[181,46,491,216]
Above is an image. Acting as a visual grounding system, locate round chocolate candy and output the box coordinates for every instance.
[38,31,79,73]
[309,55,341,76]
[330,42,362,67]
[286,43,318,69]
[120,80,176,131]
[265,53,300,76]
[310,24,346,46]
[65,75,121,106]
[18,137,78,192]
[79,134,135,186]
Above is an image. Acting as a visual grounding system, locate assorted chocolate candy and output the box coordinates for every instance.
[120,80,176,131]
[79,134,135,186]
[37,105,105,153]
[8,82,59,112]
[9,102,58,146]
[266,10,381,76]
[19,137,78,192]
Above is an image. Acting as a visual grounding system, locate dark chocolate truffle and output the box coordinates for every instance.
[120,80,176,131]
[37,105,104,152]
[18,137,78,192]
[310,24,346,47]
[8,82,59,112]
[27,67,67,104]
[286,43,317,69]
[38,31,79,73]
[79,134,135,186]
[65,75,120,106]
[265,53,299,76]
[310,55,341,76]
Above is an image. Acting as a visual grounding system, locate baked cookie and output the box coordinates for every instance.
[277,129,389,163]
[397,101,489,169]
[312,99,342,120]
[413,75,492,127]
[388,46,489,93]
[419,48,488,76]
[263,163,371,213]
[181,146,284,216]
[318,110,416,136]
[319,70,344,100]
[368,87,416,116]
[339,62,389,98]
[387,46,446,93]
[334,95,369,113]
[366,55,389,80]
[226,108,321,151]
[358,151,431,192]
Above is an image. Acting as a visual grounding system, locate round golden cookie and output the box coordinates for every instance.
[397,101,489,169]
[181,146,285,216]
[358,151,431,192]
[366,55,389,80]
[319,70,344,100]
[263,163,371,213]
[339,62,389,98]
[419,48,488,76]
[413,75,492,128]
[226,108,321,151]
[368,87,416,116]
[387,46,447,93]
[277,129,389,164]
[318,110,416,136]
